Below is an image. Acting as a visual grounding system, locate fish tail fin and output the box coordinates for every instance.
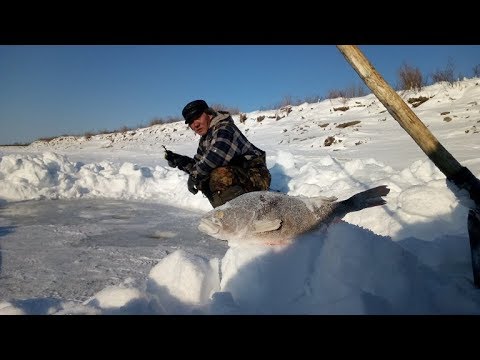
[340,185,390,213]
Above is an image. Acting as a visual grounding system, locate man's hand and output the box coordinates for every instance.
[164,148,193,172]
[164,149,181,167]
[187,174,198,195]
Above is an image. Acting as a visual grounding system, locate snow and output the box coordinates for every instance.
[1,78,480,314]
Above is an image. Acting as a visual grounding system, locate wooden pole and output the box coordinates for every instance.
[336,45,480,206]
[337,45,480,287]
[468,209,480,287]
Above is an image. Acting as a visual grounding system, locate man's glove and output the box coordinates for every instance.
[187,174,198,195]
[164,149,193,172]
[164,149,180,167]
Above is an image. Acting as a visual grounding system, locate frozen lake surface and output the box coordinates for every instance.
[0,199,228,305]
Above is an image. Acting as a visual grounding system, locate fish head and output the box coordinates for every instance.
[198,208,229,238]
[198,210,224,236]
[198,191,293,243]
[198,205,248,241]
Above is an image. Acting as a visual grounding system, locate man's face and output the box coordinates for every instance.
[189,112,211,136]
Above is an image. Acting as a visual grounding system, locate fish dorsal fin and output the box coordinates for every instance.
[301,196,338,212]
[252,219,282,233]
[314,195,338,202]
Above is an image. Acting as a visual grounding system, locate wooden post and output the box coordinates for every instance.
[336,45,480,206]
[337,45,480,287]
[469,210,480,287]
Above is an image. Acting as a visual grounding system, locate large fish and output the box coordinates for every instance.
[198,185,390,245]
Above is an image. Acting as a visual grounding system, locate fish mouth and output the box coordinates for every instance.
[198,218,220,235]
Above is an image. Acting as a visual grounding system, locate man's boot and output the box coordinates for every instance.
[210,185,246,208]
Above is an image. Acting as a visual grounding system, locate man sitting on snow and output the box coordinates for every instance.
[165,99,271,208]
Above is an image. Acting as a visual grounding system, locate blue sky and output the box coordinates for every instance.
[1,45,479,144]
